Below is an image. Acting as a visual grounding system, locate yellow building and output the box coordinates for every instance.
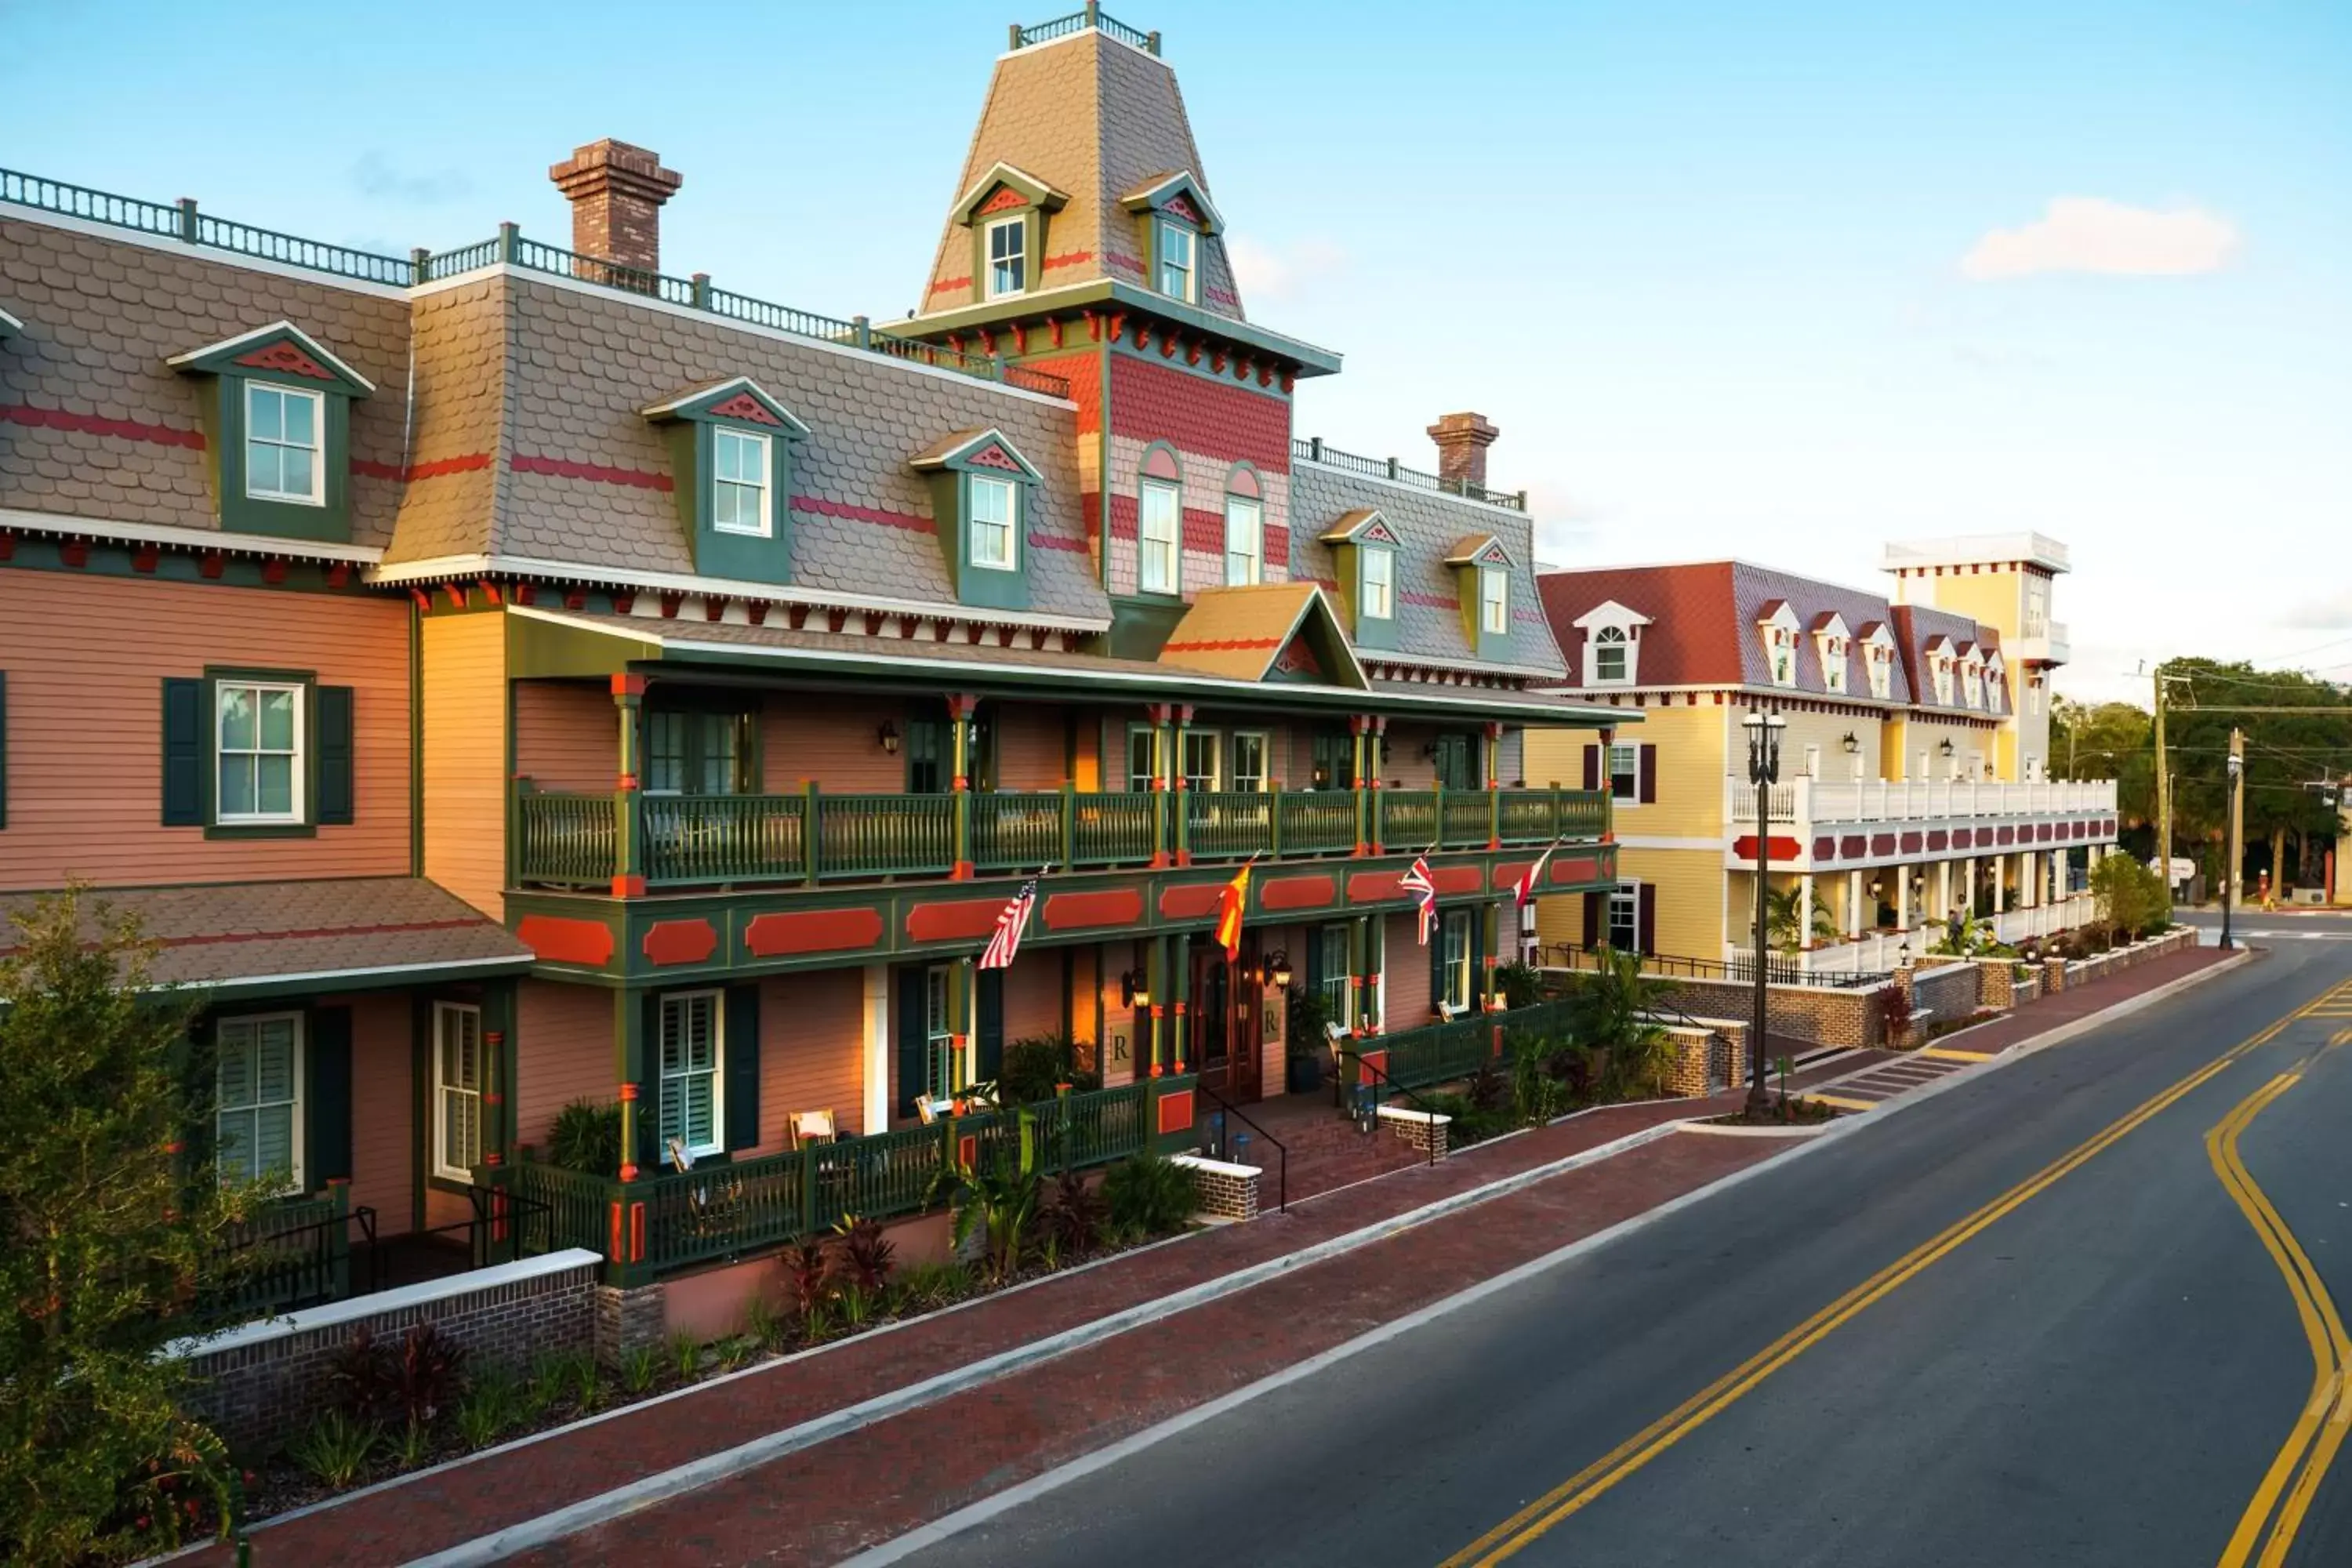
[1525,536,2118,974]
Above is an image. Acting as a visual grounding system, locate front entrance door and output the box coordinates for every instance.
[1188,936,1264,1103]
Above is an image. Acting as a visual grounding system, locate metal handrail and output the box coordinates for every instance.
[1291,435,1528,513]
[1341,1047,1445,1169]
[1192,1078,1287,1213]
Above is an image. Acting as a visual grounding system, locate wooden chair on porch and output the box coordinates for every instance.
[791,1109,839,1147]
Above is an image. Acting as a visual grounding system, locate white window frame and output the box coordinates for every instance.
[1592,625,1630,683]
[1182,727,1223,793]
[658,989,725,1162]
[1933,659,1955,706]
[1360,547,1394,620]
[1157,220,1196,302]
[1441,909,1473,1012]
[1802,744,1821,779]
[1867,647,1893,700]
[1607,742,1639,801]
[1479,568,1508,635]
[243,382,326,506]
[1138,478,1180,595]
[1820,638,1848,694]
[710,426,773,538]
[968,474,1019,571]
[924,964,959,1101]
[1607,882,1639,953]
[1223,494,1262,586]
[216,1011,304,1194]
[432,1000,485,1183]
[985,215,1027,299]
[1232,731,1268,793]
[215,679,305,826]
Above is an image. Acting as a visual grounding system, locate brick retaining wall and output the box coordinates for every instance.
[1171,1153,1261,1220]
[176,1250,601,1454]
[1655,977,1885,1051]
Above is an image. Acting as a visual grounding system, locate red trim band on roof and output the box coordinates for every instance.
[1,404,205,450]
[1163,637,1283,653]
[350,452,494,482]
[793,494,934,534]
[511,454,673,491]
[1026,532,1088,554]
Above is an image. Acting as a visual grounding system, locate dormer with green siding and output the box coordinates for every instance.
[168,321,375,544]
[641,377,811,586]
[909,428,1046,612]
[1445,532,1518,662]
[1317,509,1401,652]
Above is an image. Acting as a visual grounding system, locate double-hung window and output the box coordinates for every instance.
[1138,479,1180,594]
[969,474,1018,570]
[712,428,771,536]
[216,1013,302,1192]
[1231,732,1267,793]
[1593,626,1628,681]
[644,709,747,796]
[1361,549,1393,620]
[1126,727,1157,793]
[245,383,325,506]
[1223,495,1261,586]
[1440,909,1473,1012]
[985,216,1026,299]
[1157,222,1196,301]
[1182,729,1221,793]
[1479,568,1508,635]
[216,681,303,823]
[433,1001,485,1182]
[658,990,724,1163]
[1608,742,1639,801]
[1317,925,1351,1023]
[1607,884,1639,953]
[924,965,958,1101]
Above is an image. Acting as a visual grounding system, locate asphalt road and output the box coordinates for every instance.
[868,941,2352,1568]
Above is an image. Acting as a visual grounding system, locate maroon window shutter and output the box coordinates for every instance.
[1582,745,1599,790]
[1638,744,1657,804]
[1583,891,1602,948]
[1637,884,1657,956]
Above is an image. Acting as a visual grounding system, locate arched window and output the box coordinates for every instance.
[1223,465,1262,586]
[1137,445,1181,595]
[1593,626,1628,682]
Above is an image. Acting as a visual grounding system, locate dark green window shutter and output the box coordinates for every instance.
[896,967,928,1118]
[162,677,205,826]
[316,685,355,825]
[638,992,664,1171]
[306,1006,354,1187]
[976,968,1005,1086]
[724,982,761,1152]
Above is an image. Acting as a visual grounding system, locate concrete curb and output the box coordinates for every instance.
[401,1119,1690,1567]
[1677,1121,1835,1139]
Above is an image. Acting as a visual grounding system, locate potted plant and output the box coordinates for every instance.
[1284,985,1336,1094]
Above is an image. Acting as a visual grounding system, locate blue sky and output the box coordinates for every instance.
[8,0,2347,702]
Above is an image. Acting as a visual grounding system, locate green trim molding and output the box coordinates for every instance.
[909,428,1044,612]
[169,322,373,544]
[641,377,809,586]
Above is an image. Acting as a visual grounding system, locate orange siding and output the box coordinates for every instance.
[515,978,612,1150]
[0,572,411,891]
[757,970,865,1149]
[345,992,414,1232]
[995,705,1069,790]
[760,695,903,793]
[514,680,612,792]
[422,612,508,918]
[1004,949,1063,1041]
[1382,911,1428,1027]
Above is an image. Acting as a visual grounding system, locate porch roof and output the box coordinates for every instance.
[505,605,1633,728]
[0,878,533,998]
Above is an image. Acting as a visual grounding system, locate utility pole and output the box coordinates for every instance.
[2152,662,2171,906]
[2223,727,2245,950]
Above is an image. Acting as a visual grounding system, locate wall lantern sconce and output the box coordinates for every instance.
[1259,949,1293,989]
[1120,970,1151,1009]
[1841,731,1860,755]
[1421,740,1440,763]
[877,720,901,755]
[1379,735,1393,764]
[1939,739,1956,760]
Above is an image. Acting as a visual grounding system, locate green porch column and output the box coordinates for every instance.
[949,692,979,880]
[1171,931,1191,1075]
[1351,715,1371,855]
[1348,913,1373,1036]
[612,673,647,897]
[948,956,973,1092]
[1481,900,1503,1012]
[615,988,647,1182]
[1171,702,1195,866]
[1484,721,1504,850]
[1145,933,1169,1076]
[1148,702,1174,869]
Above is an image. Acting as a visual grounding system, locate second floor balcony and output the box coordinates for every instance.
[515,782,1609,891]
[1725,775,2119,873]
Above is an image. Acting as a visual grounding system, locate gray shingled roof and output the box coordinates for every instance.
[1286,459,1566,680]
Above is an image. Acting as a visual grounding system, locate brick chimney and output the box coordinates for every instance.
[1427,412,1499,492]
[548,139,683,279]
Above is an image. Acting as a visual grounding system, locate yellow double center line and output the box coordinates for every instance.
[1440,995,2310,1568]
[2209,1037,2352,1566]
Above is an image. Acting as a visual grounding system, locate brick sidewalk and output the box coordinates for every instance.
[209,947,2234,1566]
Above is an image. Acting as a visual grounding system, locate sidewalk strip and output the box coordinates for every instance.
[1919,1047,1994,1063]
[1813,1094,1878,1112]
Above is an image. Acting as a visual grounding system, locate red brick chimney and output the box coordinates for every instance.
[548,139,682,279]
[1427,412,1499,493]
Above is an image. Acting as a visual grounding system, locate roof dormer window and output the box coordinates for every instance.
[1756,600,1802,688]
[1593,626,1628,681]
[1157,220,1196,303]
[1572,599,1652,687]
[244,382,325,506]
[641,377,809,583]
[711,427,772,536]
[1933,656,1955,706]
[1810,613,1852,696]
[1361,546,1392,620]
[911,426,1044,612]
[169,321,374,543]
[1860,622,1897,700]
[985,215,1027,299]
[1479,567,1508,635]
[1318,508,1399,649]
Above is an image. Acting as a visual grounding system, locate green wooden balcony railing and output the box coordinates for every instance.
[513,785,1609,890]
[492,1078,1189,1286]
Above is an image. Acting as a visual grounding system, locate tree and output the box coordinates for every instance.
[1756,885,1838,953]
[1566,949,1673,1097]
[2160,661,2350,895]
[0,889,263,1565]
[2089,853,2172,940]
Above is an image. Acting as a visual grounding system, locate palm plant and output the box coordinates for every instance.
[924,1109,1042,1281]
[1568,949,1674,1098]
[1758,886,1839,953]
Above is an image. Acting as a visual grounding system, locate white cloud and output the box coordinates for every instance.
[1960,198,2238,281]
[1225,234,1348,301]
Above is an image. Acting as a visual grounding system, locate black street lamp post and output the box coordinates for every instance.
[1744,705,1786,1117]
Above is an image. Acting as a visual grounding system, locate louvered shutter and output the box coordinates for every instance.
[724,983,761,1151]
[162,677,205,826]
[316,685,356,825]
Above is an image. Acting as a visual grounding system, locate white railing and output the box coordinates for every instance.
[1724,892,2100,977]
[1727,776,2117,826]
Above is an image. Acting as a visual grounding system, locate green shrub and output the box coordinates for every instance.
[1102,1151,1198,1236]
[1285,984,1338,1062]
[546,1099,622,1178]
[996,1033,1099,1104]
[2090,855,2171,941]
[288,1411,379,1490]
[1493,960,1542,1011]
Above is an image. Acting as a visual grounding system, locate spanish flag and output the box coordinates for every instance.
[1213,857,1254,960]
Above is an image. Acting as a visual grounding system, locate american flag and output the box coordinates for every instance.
[978,875,1040,970]
[1401,855,1439,946]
